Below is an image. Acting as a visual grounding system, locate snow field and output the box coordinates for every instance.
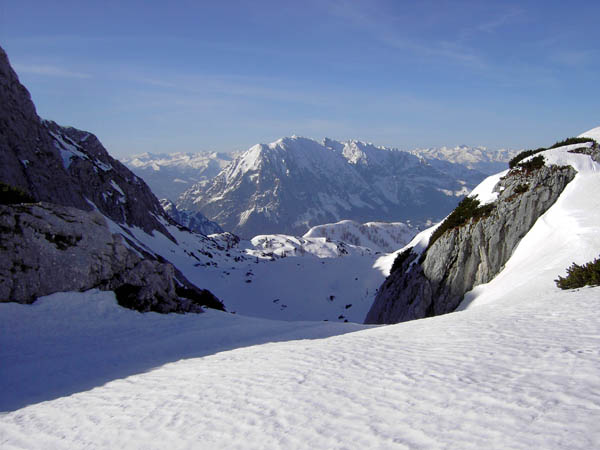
[1,287,599,449]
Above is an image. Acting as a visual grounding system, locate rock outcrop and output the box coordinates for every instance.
[366,163,576,324]
[0,202,223,313]
[160,199,224,235]
[0,46,173,238]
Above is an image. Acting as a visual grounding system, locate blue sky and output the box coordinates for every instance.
[1,0,598,157]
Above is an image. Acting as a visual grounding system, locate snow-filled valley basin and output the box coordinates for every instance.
[1,145,600,449]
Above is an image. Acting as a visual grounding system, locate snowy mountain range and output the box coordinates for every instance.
[410,145,519,174]
[178,136,488,237]
[122,145,516,212]
[121,151,235,201]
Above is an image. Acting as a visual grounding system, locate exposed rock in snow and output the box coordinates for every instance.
[179,136,487,238]
[160,199,223,235]
[366,147,582,324]
[0,202,223,313]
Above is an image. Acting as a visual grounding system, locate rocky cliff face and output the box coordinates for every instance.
[365,162,576,324]
[0,45,226,312]
[0,202,223,313]
[0,46,172,238]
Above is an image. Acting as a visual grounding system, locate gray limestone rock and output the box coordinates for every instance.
[366,163,577,324]
[0,202,223,313]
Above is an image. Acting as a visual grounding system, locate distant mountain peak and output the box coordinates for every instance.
[178,136,488,237]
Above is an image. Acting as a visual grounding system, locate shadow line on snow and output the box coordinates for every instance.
[0,303,370,412]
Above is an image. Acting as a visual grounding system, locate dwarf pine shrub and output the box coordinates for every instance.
[427,197,495,250]
[555,257,600,289]
[516,155,545,172]
[390,248,415,274]
[549,137,596,149]
[509,148,546,169]
[0,182,35,205]
[508,137,597,169]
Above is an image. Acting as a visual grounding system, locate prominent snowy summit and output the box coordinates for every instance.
[179,136,486,237]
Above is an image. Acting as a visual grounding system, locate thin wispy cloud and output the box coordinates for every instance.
[323,0,487,69]
[475,8,523,34]
[118,70,335,108]
[13,63,91,79]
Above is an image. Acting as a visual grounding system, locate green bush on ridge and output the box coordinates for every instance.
[516,155,545,172]
[426,196,495,251]
[390,248,415,274]
[555,257,600,290]
[0,182,35,205]
[509,148,546,169]
[508,137,597,169]
[548,137,596,149]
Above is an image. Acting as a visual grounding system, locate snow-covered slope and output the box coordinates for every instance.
[368,141,600,324]
[179,136,486,237]
[1,285,598,448]
[121,151,235,201]
[303,219,417,253]
[578,125,600,142]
